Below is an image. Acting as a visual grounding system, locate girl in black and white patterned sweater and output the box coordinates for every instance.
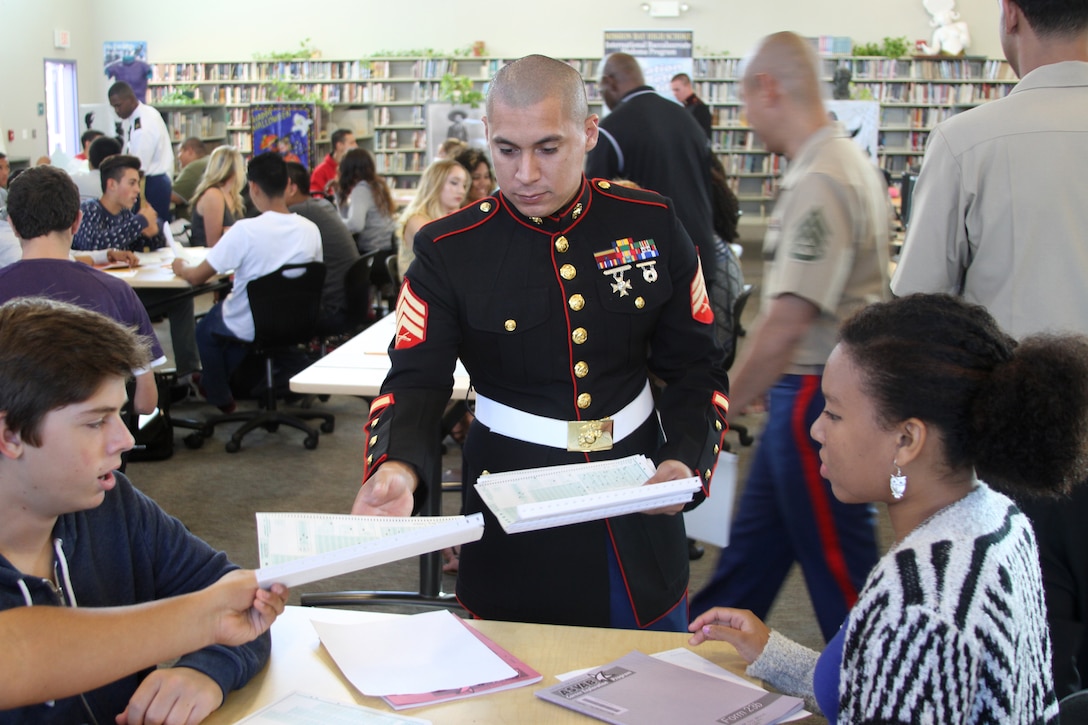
[690,294,1088,724]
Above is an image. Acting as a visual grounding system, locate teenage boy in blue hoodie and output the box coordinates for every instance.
[0,297,288,724]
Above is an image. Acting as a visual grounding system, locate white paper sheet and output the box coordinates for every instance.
[312,610,517,696]
[235,691,432,724]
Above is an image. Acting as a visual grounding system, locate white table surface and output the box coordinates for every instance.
[290,313,473,398]
[98,247,214,289]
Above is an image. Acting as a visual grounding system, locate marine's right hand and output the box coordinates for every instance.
[351,460,418,517]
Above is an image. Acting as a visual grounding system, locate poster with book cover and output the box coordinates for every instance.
[603,30,694,111]
[251,103,316,170]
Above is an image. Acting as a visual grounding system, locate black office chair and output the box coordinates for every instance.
[194,262,335,453]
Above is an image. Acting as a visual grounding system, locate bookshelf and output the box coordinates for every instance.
[147,56,603,188]
[153,105,228,153]
[148,54,1012,206]
[694,54,1016,217]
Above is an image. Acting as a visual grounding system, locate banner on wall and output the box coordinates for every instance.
[603,30,693,101]
[251,104,316,170]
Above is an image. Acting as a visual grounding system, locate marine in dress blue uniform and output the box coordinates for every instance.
[362,177,728,628]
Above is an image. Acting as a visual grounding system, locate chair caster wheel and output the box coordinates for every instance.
[321,420,335,433]
[266,422,280,433]
[304,435,319,450]
[225,440,242,453]
[183,434,204,450]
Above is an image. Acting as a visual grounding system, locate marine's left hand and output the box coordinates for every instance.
[116,667,222,725]
[641,458,694,515]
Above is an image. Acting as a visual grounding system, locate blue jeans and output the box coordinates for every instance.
[690,375,879,641]
[194,303,249,406]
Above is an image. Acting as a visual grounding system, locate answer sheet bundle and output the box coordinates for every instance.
[475,454,701,533]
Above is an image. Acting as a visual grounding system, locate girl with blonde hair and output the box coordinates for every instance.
[189,146,246,247]
[395,158,467,280]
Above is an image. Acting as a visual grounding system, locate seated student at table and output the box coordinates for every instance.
[189,146,246,248]
[171,137,210,222]
[71,154,159,252]
[0,166,163,414]
[689,294,1087,723]
[394,158,467,282]
[173,152,322,414]
[336,148,395,254]
[284,161,360,331]
[70,154,203,381]
[0,296,289,723]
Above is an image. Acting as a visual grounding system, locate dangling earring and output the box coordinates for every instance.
[890,463,907,500]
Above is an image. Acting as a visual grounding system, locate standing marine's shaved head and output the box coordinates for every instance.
[486,54,589,121]
[744,31,824,107]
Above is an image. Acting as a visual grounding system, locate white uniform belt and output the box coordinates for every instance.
[474,382,654,450]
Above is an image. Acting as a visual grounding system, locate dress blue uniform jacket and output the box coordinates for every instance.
[364,177,729,627]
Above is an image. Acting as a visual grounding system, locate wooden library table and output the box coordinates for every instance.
[205,605,753,724]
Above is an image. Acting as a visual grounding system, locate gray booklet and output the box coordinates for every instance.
[535,650,804,725]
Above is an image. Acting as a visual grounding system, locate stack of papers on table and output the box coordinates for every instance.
[312,610,541,709]
[538,650,805,724]
[255,512,484,588]
[475,454,701,534]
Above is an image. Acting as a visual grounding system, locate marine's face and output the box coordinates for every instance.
[485,96,598,218]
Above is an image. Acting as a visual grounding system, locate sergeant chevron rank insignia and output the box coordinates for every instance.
[394,280,428,349]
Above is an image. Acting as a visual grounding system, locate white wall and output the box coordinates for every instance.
[2,0,1004,159]
[0,0,96,160]
[82,0,1003,93]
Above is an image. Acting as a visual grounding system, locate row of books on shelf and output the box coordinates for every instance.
[882,105,956,128]
[721,152,785,176]
[713,130,766,151]
[162,114,226,143]
[693,57,742,79]
[879,130,931,153]
[375,105,424,126]
[151,59,475,84]
[374,151,426,174]
[912,58,1015,81]
[692,81,741,104]
[907,81,1014,104]
[226,131,254,153]
[374,130,427,150]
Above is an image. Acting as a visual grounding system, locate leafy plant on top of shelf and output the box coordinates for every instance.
[156,86,202,105]
[253,38,322,61]
[370,48,447,58]
[853,36,911,58]
[439,74,485,108]
[452,41,488,58]
[266,79,333,113]
[694,45,731,57]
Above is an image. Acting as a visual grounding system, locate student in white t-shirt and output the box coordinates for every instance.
[173,153,321,413]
